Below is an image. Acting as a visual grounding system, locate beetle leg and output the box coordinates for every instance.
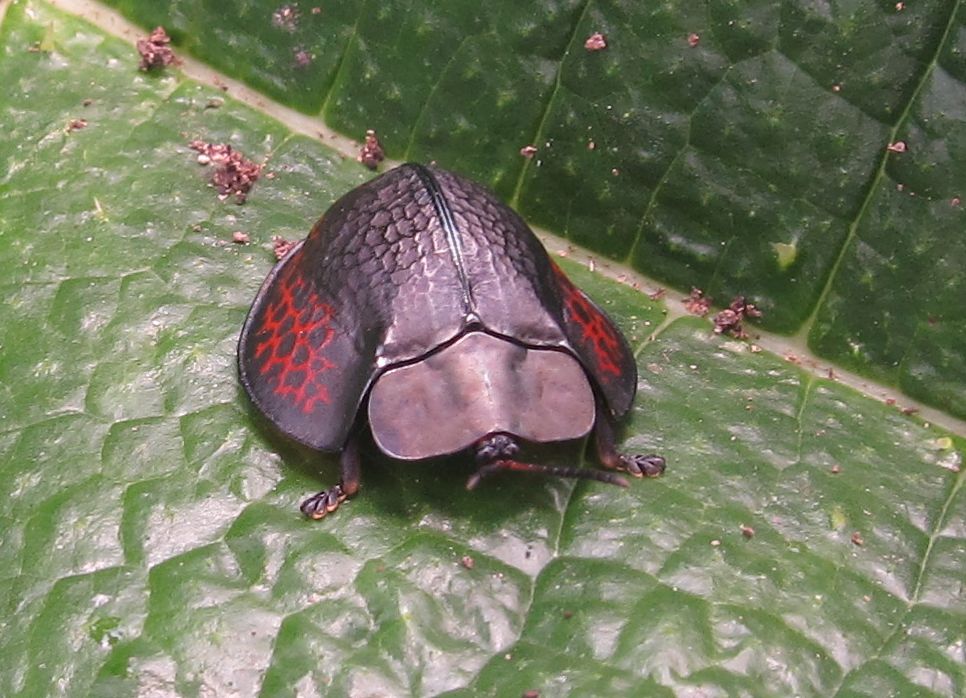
[300,435,362,520]
[594,412,666,478]
[466,459,628,490]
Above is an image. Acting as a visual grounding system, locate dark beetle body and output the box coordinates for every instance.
[239,163,664,518]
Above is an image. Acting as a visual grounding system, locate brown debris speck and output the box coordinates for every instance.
[272,4,301,32]
[137,27,179,72]
[584,32,607,51]
[684,288,711,316]
[713,296,762,339]
[687,33,700,48]
[900,406,919,416]
[886,141,907,154]
[272,236,296,260]
[293,48,313,68]
[357,129,385,170]
[188,140,262,204]
[520,145,538,159]
[232,231,250,244]
[82,98,94,107]
[460,555,475,570]
[851,532,864,546]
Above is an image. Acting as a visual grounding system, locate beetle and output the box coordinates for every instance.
[238,163,665,519]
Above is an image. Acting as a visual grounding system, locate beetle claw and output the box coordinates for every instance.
[618,454,666,478]
[300,482,349,519]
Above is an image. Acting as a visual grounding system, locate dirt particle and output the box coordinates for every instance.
[82,98,94,107]
[137,27,179,72]
[357,129,385,170]
[584,32,607,51]
[188,140,262,204]
[272,236,296,260]
[293,48,313,68]
[684,288,711,316]
[272,4,301,32]
[713,296,762,339]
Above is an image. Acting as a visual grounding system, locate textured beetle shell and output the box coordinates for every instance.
[238,164,637,452]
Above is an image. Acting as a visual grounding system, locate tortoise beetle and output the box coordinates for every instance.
[238,163,665,519]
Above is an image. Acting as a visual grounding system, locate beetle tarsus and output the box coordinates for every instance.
[594,408,666,478]
[617,453,666,478]
[300,483,349,520]
[301,435,362,520]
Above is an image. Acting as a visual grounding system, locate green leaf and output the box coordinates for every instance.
[98,0,966,420]
[1,2,964,697]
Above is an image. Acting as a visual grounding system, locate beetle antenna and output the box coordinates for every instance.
[465,459,629,490]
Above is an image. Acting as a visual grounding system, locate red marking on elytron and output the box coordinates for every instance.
[252,260,336,414]
[552,263,623,379]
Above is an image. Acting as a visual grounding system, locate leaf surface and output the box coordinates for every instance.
[0,3,963,697]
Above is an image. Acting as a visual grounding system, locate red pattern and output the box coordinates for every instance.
[253,262,336,414]
[552,263,622,380]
